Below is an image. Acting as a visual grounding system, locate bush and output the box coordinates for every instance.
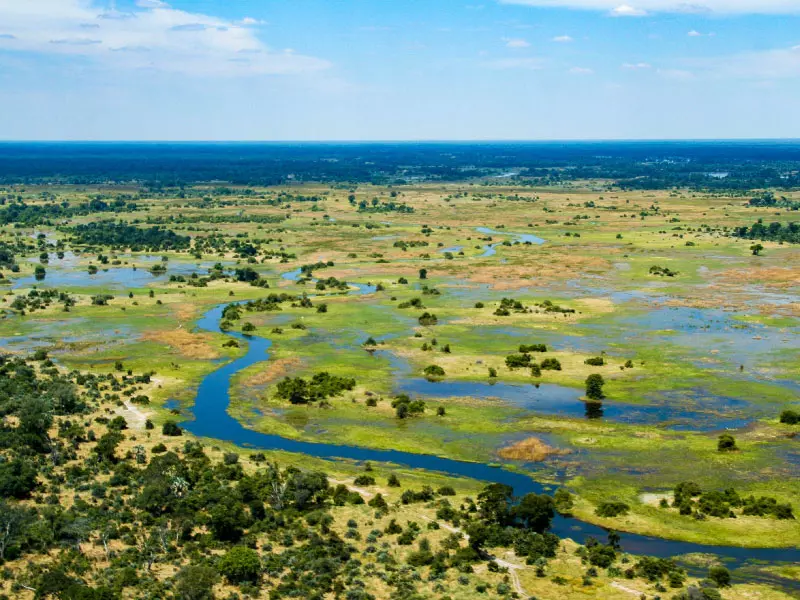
[595,502,629,518]
[162,421,183,436]
[540,358,561,371]
[418,312,438,326]
[717,434,737,452]
[505,354,531,369]
[708,566,731,588]
[423,364,445,378]
[779,410,799,425]
[218,546,261,584]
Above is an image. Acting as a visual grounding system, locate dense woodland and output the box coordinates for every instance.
[1,142,800,190]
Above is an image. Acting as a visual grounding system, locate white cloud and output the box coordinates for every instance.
[569,66,594,74]
[611,4,648,16]
[482,57,545,69]
[499,0,800,15]
[0,0,329,76]
[238,17,265,26]
[622,61,651,69]
[553,35,573,42]
[687,29,702,36]
[503,37,531,47]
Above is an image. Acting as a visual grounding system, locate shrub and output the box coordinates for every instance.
[423,365,445,378]
[218,546,261,584]
[717,434,737,452]
[779,410,800,425]
[708,566,731,588]
[162,421,183,436]
[540,358,562,371]
[595,502,629,518]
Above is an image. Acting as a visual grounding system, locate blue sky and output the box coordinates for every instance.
[0,0,798,140]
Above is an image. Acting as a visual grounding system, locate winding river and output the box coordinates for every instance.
[183,302,799,571]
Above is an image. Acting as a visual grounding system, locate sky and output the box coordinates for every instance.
[0,0,799,140]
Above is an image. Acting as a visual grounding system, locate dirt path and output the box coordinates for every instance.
[612,581,644,596]
[420,517,528,597]
[116,401,148,430]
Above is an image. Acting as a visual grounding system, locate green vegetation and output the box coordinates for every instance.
[0,159,798,599]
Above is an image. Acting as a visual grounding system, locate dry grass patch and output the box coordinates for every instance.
[498,436,571,461]
[243,357,302,387]
[142,328,220,359]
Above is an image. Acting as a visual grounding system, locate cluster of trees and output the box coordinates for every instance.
[494,297,526,316]
[9,289,75,315]
[0,242,17,270]
[664,481,794,520]
[504,351,562,377]
[356,199,414,213]
[274,372,356,405]
[0,198,137,227]
[391,394,427,418]
[649,265,679,277]
[748,192,800,210]
[732,220,800,244]
[70,222,192,251]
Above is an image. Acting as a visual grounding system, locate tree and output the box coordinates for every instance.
[585,374,605,400]
[423,365,445,379]
[554,488,574,513]
[218,546,261,584]
[717,434,737,452]
[209,497,247,541]
[477,483,514,524]
[0,500,29,560]
[750,243,764,256]
[94,432,124,463]
[162,421,183,436]
[514,494,555,533]
[708,566,731,588]
[0,458,38,499]
[419,268,427,280]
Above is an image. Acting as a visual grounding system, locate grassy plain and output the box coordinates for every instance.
[2,181,798,562]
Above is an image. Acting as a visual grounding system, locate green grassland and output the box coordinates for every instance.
[2,180,798,561]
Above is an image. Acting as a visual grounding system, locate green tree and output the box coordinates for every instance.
[514,493,555,533]
[708,566,731,588]
[218,546,261,584]
[717,434,737,452]
[585,374,605,400]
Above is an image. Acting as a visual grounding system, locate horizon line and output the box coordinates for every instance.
[2,138,800,144]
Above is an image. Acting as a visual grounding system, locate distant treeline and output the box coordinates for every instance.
[1,141,799,190]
